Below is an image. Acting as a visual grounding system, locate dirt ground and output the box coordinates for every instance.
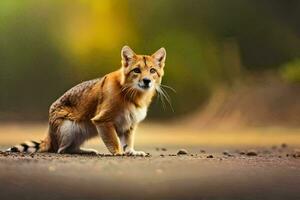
[1,149,300,200]
[0,123,300,200]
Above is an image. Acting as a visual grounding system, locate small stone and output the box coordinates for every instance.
[292,149,300,158]
[292,154,297,158]
[200,150,206,153]
[223,151,230,156]
[155,147,160,151]
[207,155,213,158]
[160,154,165,157]
[161,148,167,151]
[246,150,258,156]
[239,151,246,155]
[177,149,188,155]
[145,153,151,157]
[281,143,288,148]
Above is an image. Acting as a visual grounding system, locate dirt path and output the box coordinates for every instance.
[1,148,300,200]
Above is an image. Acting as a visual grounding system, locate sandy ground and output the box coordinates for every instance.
[0,123,300,200]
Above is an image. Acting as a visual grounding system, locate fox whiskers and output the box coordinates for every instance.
[156,88,166,110]
[161,84,176,93]
[156,84,175,112]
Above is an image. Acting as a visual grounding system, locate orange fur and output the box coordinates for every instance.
[39,45,167,155]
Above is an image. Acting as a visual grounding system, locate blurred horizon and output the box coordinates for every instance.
[0,0,299,128]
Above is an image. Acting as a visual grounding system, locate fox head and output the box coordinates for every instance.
[120,45,166,93]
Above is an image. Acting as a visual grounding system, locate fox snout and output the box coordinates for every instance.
[138,78,152,89]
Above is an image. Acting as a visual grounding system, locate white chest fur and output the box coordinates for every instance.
[131,106,147,123]
[114,105,147,134]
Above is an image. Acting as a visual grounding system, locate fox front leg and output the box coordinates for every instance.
[95,123,123,155]
[123,126,147,156]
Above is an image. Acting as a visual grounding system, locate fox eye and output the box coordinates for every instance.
[150,68,156,74]
[133,68,141,73]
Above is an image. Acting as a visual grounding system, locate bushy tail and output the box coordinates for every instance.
[6,140,48,153]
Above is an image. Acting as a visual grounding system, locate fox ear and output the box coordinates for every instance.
[152,47,166,67]
[121,45,136,67]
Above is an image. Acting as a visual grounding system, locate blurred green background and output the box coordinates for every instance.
[0,0,299,122]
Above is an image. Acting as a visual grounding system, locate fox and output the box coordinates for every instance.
[6,46,167,156]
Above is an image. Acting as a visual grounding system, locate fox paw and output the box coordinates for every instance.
[125,149,147,157]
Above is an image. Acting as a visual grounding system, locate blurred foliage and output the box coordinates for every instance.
[280,59,300,83]
[0,0,300,120]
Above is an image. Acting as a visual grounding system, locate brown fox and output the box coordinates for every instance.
[7,46,166,156]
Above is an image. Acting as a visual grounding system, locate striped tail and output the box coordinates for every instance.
[6,140,41,153]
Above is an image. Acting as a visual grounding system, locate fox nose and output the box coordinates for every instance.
[142,78,151,87]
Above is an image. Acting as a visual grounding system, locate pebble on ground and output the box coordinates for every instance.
[246,150,258,156]
[177,149,188,155]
